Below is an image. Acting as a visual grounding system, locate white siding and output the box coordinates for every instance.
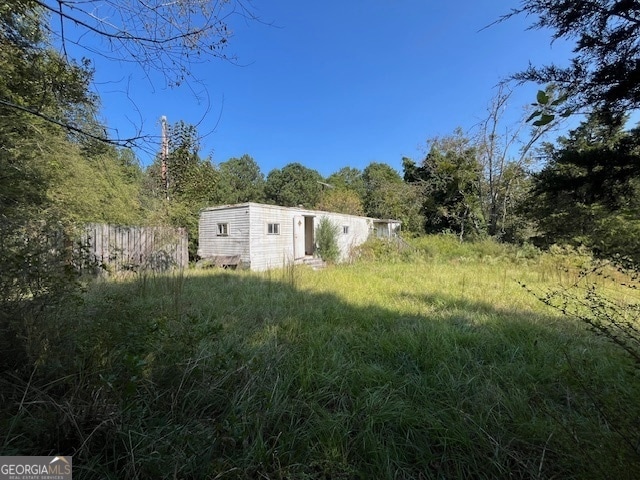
[198,202,400,271]
[316,213,373,262]
[248,204,297,271]
[198,204,251,265]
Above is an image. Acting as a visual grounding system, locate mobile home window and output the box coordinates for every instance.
[267,223,280,235]
[343,226,349,234]
[217,223,229,236]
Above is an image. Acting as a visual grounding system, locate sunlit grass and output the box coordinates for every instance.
[155,245,637,478]
[3,236,640,479]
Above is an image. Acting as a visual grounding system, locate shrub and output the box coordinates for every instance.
[408,234,536,263]
[0,219,87,372]
[349,236,420,264]
[315,217,340,263]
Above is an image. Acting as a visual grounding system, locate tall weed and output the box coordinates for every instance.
[2,246,640,478]
[523,257,640,467]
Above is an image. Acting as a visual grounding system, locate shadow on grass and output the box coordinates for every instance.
[2,268,639,479]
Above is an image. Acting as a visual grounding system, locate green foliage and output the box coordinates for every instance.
[352,237,421,264]
[0,0,124,380]
[47,149,146,225]
[316,188,364,215]
[315,217,340,263]
[108,148,145,186]
[508,0,640,117]
[525,114,640,260]
[264,162,323,207]
[526,86,570,126]
[143,121,218,260]
[321,166,367,217]
[0,0,135,225]
[362,162,403,217]
[407,130,483,239]
[354,234,541,266]
[485,163,533,243]
[165,122,218,203]
[0,219,85,373]
[216,154,265,204]
[592,208,640,261]
[0,113,55,220]
[0,0,93,221]
[411,234,507,260]
[326,167,366,200]
[360,162,423,232]
[382,182,424,233]
[0,1,43,46]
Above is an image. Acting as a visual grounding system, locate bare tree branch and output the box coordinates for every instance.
[2,0,262,151]
[474,85,561,237]
[0,98,153,148]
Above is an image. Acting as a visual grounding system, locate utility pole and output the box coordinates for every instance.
[161,115,169,200]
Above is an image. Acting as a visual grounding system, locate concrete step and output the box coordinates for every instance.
[295,256,327,270]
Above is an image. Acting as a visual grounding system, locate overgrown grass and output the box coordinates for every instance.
[2,236,639,479]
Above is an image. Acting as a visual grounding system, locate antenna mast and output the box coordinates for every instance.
[161,116,169,200]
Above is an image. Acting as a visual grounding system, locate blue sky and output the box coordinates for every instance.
[84,1,576,177]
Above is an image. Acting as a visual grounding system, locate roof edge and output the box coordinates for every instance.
[200,202,401,223]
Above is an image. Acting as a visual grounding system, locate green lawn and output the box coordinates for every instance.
[2,238,639,479]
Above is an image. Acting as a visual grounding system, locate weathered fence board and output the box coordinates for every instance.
[80,224,188,271]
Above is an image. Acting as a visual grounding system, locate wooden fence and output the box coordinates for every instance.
[80,224,188,272]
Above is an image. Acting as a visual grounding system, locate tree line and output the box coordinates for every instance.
[95,105,639,266]
[3,0,640,275]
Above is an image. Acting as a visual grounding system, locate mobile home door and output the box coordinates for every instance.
[293,216,305,259]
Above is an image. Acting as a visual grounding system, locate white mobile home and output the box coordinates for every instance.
[198,202,401,271]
